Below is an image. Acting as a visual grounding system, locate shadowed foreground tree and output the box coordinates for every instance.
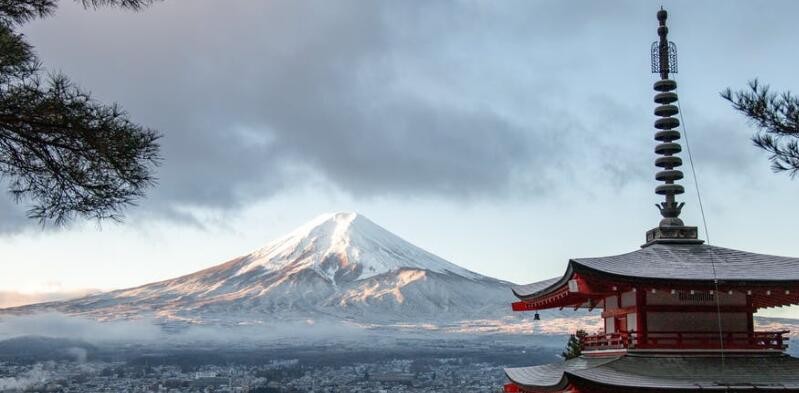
[0,0,161,225]
[561,329,587,360]
[723,80,799,177]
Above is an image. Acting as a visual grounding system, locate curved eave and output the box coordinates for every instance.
[511,265,575,301]
[512,262,799,311]
[508,355,799,391]
[512,243,799,309]
[504,366,570,392]
[569,259,799,288]
[568,354,799,390]
[505,357,620,392]
[572,243,799,284]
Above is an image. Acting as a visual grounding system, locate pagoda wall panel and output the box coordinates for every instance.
[646,291,746,306]
[621,291,636,307]
[647,312,748,332]
[626,313,637,331]
[605,317,615,333]
[604,295,619,310]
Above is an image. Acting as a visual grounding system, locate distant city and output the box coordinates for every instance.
[1,358,506,392]
[0,339,554,393]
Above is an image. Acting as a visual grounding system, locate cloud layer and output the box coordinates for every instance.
[1,0,793,233]
[5,2,613,227]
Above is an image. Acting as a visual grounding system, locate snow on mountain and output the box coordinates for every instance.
[236,212,484,282]
[6,212,519,325]
[8,212,794,338]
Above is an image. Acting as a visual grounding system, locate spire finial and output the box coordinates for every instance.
[652,9,677,79]
[643,8,702,247]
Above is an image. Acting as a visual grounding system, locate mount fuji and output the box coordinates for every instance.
[7,213,526,327]
[2,213,794,341]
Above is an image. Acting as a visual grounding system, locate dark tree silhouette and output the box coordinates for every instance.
[722,80,799,177]
[0,0,161,225]
[561,329,587,360]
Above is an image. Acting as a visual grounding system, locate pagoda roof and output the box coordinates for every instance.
[513,243,799,300]
[505,356,616,391]
[505,354,799,391]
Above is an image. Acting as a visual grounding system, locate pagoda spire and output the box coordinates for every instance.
[644,8,702,246]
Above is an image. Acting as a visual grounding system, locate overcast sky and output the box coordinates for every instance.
[1,1,798,317]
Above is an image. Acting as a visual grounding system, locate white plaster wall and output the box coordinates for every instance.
[605,295,619,310]
[627,313,637,331]
[605,317,615,333]
[621,291,636,307]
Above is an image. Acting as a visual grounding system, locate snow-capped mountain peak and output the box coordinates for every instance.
[237,212,482,283]
[6,212,512,324]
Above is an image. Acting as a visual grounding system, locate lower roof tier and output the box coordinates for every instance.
[505,354,799,392]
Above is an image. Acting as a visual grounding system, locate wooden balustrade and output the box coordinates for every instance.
[580,330,789,352]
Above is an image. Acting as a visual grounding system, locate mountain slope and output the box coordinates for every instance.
[10,213,516,324]
[6,213,795,338]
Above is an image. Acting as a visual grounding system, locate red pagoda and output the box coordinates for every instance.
[504,9,799,393]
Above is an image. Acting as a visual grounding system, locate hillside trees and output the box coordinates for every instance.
[561,329,587,360]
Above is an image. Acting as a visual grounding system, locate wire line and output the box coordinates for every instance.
[675,84,726,370]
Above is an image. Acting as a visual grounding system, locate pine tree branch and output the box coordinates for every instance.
[0,74,161,224]
[722,80,799,177]
[0,1,162,226]
[78,0,159,11]
[0,0,55,25]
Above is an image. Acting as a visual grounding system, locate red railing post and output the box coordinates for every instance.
[580,330,788,352]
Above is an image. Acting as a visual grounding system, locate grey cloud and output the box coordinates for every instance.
[3,0,794,230]
[17,1,564,220]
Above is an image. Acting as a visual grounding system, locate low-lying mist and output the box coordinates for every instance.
[0,312,373,346]
[0,311,609,348]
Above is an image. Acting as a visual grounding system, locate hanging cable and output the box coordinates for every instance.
[652,8,727,370]
[675,87,726,370]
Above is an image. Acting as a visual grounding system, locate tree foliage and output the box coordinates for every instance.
[722,80,799,177]
[561,329,587,360]
[0,0,161,225]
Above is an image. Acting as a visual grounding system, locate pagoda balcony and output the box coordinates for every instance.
[580,330,789,353]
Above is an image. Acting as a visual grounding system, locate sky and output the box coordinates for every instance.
[1,1,798,317]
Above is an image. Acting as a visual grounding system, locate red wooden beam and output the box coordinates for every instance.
[644,305,756,313]
[512,301,536,312]
[602,307,633,318]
